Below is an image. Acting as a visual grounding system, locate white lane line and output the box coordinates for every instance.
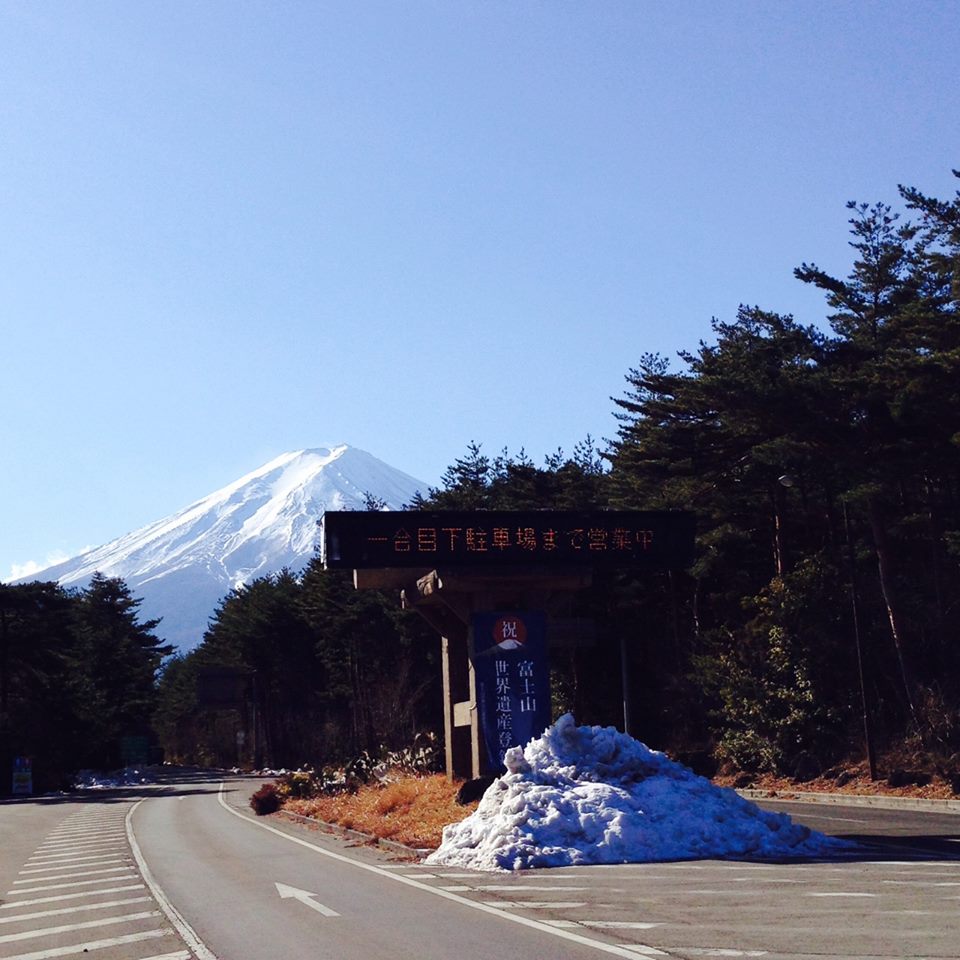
[438,885,472,892]
[483,900,588,909]
[403,873,438,878]
[217,782,666,960]
[581,922,662,930]
[125,800,219,960]
[476,885,590,892]
[0,897,152,925]
[39,836,126,849]
[44,828,126,840]
[28,850,127,864]
[731,878,806,884]
[20,859,129,874]
[7,877,140,895]
[139,953,192,960]
[883,880,960,887]
[33,841,127,852]
[0,911,161,945]
[671,950,767,957]
[14,867,136,884]
[0,886,146,909]
[806,892,877,898]
[620,946,669,956]
[2,927,170,960]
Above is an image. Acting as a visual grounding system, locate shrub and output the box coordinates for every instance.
[250,782,281,815]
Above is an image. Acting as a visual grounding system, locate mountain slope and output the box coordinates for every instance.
[29,445,427,652]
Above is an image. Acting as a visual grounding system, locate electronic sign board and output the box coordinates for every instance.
[322,510,695,571]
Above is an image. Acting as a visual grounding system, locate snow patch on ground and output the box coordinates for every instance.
[426,714,855,871]
[73,766,161,789]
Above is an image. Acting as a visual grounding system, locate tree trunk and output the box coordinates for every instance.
[866,497,924,740]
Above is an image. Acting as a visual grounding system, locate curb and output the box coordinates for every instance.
[738,788,960,814]
[276,808,433,858]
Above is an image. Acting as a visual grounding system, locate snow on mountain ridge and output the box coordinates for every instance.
[21,445,427,651]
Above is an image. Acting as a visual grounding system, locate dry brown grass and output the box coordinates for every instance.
[281,758,958,853]
[283,774,475,849]
[713,758,958,800]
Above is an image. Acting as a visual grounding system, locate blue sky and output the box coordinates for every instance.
[2,0,958,580]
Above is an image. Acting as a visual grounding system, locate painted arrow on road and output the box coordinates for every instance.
[275,882,340,917]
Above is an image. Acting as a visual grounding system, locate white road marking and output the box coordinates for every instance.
[730,878,806,884]
[8,876,144,895]
[622,946,669,956]
[39,837,126,849]
[806,892,877,898]
[28,850,127,864]
[45,828,125,840]
[541,919,580,928]
[438,885,472,891]
[274,882,340,917]
[476,883,593,892]
[672,950,768,957]
[20,859,129,874]
[1,927,170,960]
[883,879,960,887]
[125,800,219,960]
[0,897,152,925]
[404,872,437,878]
[139,953,192,960]
[0,885,146,909]
[580,921,662,929]
[218,781,655,960]
[0,910,161,944]
[481,901,587,909]
[14,867,136,884]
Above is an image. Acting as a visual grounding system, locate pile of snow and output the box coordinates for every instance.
[426,715,854,871]
[73,766,160,789]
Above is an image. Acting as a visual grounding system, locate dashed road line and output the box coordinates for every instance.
[19,859,129,874]
[14,867,136,884]
[0,910,161,945]
[0,897,152,925]
[7,876,145,895]
[27,850,127,864]
[1,804,195,960]
[2,928,171,960]
[0,884,147,909]
[481,900,588,909]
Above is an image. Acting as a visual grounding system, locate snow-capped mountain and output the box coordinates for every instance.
[26,446,428,652]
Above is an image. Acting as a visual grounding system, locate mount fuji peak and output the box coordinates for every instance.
[27,445,428,652]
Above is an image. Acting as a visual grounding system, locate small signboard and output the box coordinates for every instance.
[12,756,32,795]
[322,510,695,571]
[473,611,551,771]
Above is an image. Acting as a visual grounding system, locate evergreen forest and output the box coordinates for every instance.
[2,171,958,791]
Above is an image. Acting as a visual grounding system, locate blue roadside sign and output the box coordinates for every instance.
[473,611,551,771]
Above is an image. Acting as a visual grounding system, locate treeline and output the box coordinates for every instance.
[153,562,441,769]
[0,574,171,791]
[157,171,960,777]
[604,176,960,774]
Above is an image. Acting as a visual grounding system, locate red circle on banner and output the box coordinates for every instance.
[493,616,527,650]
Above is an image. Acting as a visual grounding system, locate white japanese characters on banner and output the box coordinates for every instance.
[473,611,550,770]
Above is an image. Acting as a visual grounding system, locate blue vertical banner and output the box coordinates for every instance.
[473,611,551,771]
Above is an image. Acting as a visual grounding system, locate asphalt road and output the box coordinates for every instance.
[2,772,959,960]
